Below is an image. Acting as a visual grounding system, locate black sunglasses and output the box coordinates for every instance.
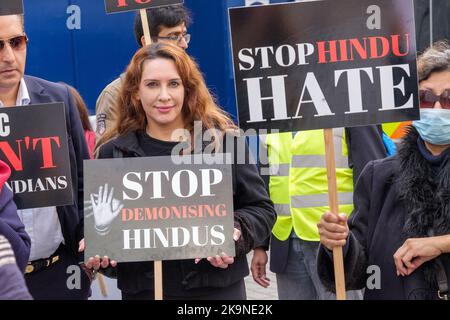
[0,35,28,52]
[419,89,450,110]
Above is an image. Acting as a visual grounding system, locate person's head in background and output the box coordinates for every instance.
[134,5,192,50]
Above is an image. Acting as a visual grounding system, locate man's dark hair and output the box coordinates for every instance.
[134,5,191,47]
[18,14,24,30]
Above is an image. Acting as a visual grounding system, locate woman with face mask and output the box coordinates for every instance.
[316,41,450,300]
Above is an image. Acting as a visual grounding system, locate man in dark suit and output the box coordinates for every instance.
[0,13,90,299]
[0,159,30,273]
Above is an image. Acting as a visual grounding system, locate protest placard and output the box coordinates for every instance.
[0,103,73,209]
[84,155,235,263]
[229,0,419,132]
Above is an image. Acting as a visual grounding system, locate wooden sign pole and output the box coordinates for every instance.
[154,260,163,300]
[139,7,162,301]
[323,128,346,300]
[140,9,152,45]
[97,273,108,297]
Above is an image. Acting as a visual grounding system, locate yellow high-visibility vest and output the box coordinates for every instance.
[266,129,354,241]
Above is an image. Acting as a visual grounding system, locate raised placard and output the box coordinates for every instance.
[84,154,235,263]
[229,0,419,132]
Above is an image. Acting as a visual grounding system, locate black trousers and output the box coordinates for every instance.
[122,279,247,300]
[25,244,91,300]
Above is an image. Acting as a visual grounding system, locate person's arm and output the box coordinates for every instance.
[0,187,30,271]
[437,235,450,252]
[0,236,32,300]
[232,136,276,256]
[93,80,121,157]
[317,161,377,291]
[96,90,119,136]
[250,137,272,287]
[394,234,450,276]
[203,135,276,270]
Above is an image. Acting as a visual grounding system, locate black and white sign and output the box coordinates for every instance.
[105,0,184,14]
[84,155,235,263]
[0,0,23,16]
[229,0,419,132]
[0,103,73,209]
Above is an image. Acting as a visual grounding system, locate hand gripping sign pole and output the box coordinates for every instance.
[323,128,346,300]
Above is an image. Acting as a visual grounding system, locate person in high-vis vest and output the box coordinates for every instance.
[251,126,387,299]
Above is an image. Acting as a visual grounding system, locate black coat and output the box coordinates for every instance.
[317,128,450,300]
[25,76,90,259]
[270,125,387,273]
[98,131,276,296]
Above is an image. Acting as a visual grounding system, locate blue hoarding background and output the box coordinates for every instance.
[24,0,295,119]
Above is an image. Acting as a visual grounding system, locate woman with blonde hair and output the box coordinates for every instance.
[86,43,276,300]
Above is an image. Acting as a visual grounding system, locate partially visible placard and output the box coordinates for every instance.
[0,103,73,209]
[105,0,183,14]
[0,0,23,16]
[229,0,419,133]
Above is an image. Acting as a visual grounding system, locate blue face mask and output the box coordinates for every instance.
[412,108,450,145]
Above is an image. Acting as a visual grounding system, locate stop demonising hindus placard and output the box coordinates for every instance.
[104,0,184,14]
[84,155,235,262]
[0,103,73,209]
[0,0,23,16]
[229,0,419,132]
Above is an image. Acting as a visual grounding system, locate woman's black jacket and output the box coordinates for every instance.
[98,130,276,296]
[317,128,450,300]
